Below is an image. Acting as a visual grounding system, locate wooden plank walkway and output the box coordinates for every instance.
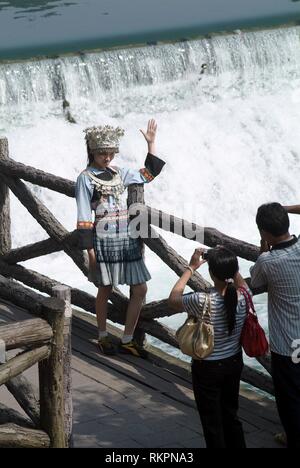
[0,299,284,449]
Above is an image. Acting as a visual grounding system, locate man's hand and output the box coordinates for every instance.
[284,205,300,215]
[189,248,207,271]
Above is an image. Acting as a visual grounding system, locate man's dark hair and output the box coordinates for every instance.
[256,203,290,237]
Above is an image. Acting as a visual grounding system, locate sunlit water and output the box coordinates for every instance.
[1,0,300,60]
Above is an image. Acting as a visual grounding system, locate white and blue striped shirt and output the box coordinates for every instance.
[250,236,300,357]
[182,288,248,361]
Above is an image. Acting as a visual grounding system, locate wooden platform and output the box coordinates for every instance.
[0,299,284,449]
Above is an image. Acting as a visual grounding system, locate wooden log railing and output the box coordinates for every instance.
[0,141,273,413]
[1,232,79,265]
[0,156,74,197]
[0,424,50,449]
[0,152,261,261]
[0,140,11,255]
[0,171,89,277]
[0,284,73,449]
[0,402,36,428]
[0,318,52,350]
[144,206,260,262]
[0,274,273,398]
[0,346,51,387]
[5,375,40,428]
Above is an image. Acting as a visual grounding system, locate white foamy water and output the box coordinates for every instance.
[1,26,300,345]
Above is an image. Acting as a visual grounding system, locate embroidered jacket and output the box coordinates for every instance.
[75,153,165,249]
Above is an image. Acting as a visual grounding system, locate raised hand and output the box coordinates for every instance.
[189,248,207,271]
[140,119,157,145]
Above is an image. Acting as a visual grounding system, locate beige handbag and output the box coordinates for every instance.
[176,294,214,360]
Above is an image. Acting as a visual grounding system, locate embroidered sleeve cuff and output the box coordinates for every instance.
[144,153,166,178]
[77,221,94,229]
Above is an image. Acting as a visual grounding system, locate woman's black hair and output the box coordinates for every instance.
[86,143,116,166]
[206,247,239,335]
[86,142,94,166]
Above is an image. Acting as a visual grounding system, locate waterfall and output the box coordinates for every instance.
[1,26,300,333]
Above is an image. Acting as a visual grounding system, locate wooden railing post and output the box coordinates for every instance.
[0,338,5,365]
[0,138,11,255]
[6,375,40,428]
[127,183,145,207]
[39,297,66,449]
[128,184,147,347]
[52,285,73,448]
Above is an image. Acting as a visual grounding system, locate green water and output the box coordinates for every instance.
[1,0,300,60]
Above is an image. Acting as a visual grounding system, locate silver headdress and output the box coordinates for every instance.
[84,125,125,153]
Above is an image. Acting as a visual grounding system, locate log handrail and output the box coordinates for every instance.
[0,276,73,448]
[0,156,260,263]
[145,206,260,262]
[5,375,40,428]
[0,157,75,197]
[0,318,53,350]
[39,297,67,449]
[0,149,273,408]
[0,260,129,313]
[0,266,271,392]
[0,140,11,255]
[0,255,268,373]
[144,225,211,291]
[0,171,89,276]
[0,345,51,386]
[1,232,78,265]
[0,424,50,449]
[0,402,35,428]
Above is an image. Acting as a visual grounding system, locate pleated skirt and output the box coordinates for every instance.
[88,231,151,287]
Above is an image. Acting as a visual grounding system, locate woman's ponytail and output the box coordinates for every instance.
[223,282,238,336]
[206,247,239,336]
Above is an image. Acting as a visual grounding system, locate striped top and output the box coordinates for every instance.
[250,236,300,357]
[182,288,248,361]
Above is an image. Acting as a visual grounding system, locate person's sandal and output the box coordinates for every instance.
[98,336,117,355]
[274,432,287,446]
[119,340,148,359]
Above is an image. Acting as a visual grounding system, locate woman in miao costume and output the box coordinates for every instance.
[76,120,165,356]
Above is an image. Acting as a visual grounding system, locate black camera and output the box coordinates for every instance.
[202,250,209,260]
